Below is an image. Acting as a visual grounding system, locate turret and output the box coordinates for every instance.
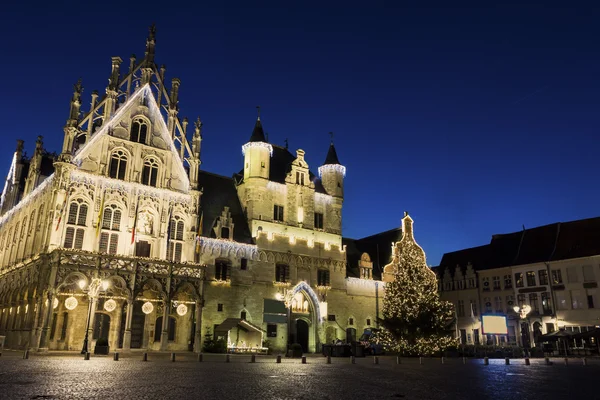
[242,107,272,181]
[318,135,345,199]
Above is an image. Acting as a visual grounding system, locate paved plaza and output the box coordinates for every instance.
[0,351,597,399]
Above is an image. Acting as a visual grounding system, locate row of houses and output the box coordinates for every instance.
[433,217,600,349]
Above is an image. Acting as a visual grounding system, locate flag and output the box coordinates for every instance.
[55,188,72,231]
[95,190,106,237]
[131,197,140,245]
[165,206,173,259]
[195,211,203,254]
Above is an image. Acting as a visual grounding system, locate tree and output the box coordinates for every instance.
[374,213,457,356]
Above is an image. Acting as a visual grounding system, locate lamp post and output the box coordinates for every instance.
[79,278,109,354]
[514,305,532,352]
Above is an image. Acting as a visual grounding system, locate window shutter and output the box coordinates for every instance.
[78,204,88,226]
[112,210,121,231]
[67,203,78,224]
[99,232,109,253]
[109,233,119,254]
[74,229,84,250]
[64,227,75,249]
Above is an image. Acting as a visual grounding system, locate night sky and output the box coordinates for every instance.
[1,1,598,265]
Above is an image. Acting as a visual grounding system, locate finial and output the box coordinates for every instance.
[149,22,156,40]
[329,131,334,144]
[144,23,157,65]
[195,117,202,132]
[284,138,289,149]
[256,105,261,121]
[404,211,408,217]
[74,78,83,95]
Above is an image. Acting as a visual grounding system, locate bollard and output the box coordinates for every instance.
[226,354,230,363]
[113,352,119,361]
[462,357,466,365]
[396,356,401,365]
[251,354,256,363]
[564,358,568,366]
[419,357,423,365]
[583,357,587,366]
[198,353,203,362]
[171,353,176,362]
[84,352,90,360]
[484,357,489,365]
[505,357,510,365]
[525,358,530,365]
[327,355,331,364]
[142,352,148,362]
[545,357,550,365]
[351,356,356,364]
[276,355,281,363]
[302,356,307,364]
[441,357,445,365]
[23,350,29,360]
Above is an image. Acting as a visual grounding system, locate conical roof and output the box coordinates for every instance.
[249,118,267,142]
[323,142,341,165]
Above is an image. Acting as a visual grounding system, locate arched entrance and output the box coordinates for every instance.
[93,313,111,340]
[296,319,309,353]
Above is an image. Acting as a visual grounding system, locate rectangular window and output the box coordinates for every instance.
[484,297,492,313]
[538,269,549,286]
[167,242,182,262]
[571,290,584,309]
[99,232,119,255]
[314,213,324,230]
[64,227,84,250]
[567,266,578,283]
[327,314,336,322]
[587,289,596,309]
[457,300,465,317]
[541,292,552,314]
[583,265,595,282]
[556,291,570,310]
[215,261,230,281]
[459,329,467,344]
[217,303,223,312]
[551,269,563,284]
[526,271,536,287]
[492,276,501,290]
[529,293,539,313]
[240,311,247,320]
[366,318,371,326]
[506,295,514,309]
[504,275,512,289]
[494,296,503,313]
[275,264,289,283]
[241,258,248,270]
[515,273,524,288]
[349,318,354,325]
[517,294,526,308]
[273,205,284,222]
[317,269,330,286]
[473,329,480,345]
[267,324,277,337]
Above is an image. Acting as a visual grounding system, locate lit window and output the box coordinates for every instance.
[130,118,149,144]
[142,158,159,187]
[273,205,284,222]
[109,150,127,180]
[314,213,324,230]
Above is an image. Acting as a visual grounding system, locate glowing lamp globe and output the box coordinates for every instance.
[78,280,86,290]
[64,296,79,310]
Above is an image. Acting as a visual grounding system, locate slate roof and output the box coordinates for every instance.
[344,228,402,279]
[197,171,253,244]
[323,142,341,165]
[437,216,600,278]
[248,118,266,142]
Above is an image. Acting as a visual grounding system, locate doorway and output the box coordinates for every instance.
[296,319,309,353]
[93,313,111,340]
[136,241,151,257]
[130,302,145,349]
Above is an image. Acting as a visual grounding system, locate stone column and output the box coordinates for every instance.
[37,291,55,350]
[122,299,133,350]
[23,297,36,349]
[159,300,169,351]
[193,300,202,353]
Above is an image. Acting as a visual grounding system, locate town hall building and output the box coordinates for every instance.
[0,26,417,355]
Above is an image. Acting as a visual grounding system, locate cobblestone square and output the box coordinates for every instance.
[0,352,597,399]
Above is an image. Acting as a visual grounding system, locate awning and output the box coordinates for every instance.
[215,318,263,334]
[538,329,573,342]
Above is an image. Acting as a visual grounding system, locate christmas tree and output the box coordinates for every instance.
[374,213,457,356]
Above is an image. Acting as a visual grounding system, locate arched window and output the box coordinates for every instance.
[109,150,127,180]
[64,199,88,250]
[141,158,159,187]
[167,216,185,262]
[130,118,149,144]
[99,205,121,254]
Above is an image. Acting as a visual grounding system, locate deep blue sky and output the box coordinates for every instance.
[1,1,599,265]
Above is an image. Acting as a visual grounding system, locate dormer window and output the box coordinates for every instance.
[296,171,305,185]
[130,118,149,144]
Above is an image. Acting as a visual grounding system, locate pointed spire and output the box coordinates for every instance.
[249,106,267,142]
[67,78,83,126]
[323,132,341,165]
[144,23,157,65]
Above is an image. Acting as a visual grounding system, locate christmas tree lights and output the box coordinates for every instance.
[373,213,457,356]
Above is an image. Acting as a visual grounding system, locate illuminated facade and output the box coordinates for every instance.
[435,218,600,349]
[0,27,401,354]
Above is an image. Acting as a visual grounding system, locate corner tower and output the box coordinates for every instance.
[318,139,345,199]
[242,107,272,180]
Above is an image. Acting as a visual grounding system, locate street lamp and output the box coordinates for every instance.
[79,278,109,354]
[513,305,532,319]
